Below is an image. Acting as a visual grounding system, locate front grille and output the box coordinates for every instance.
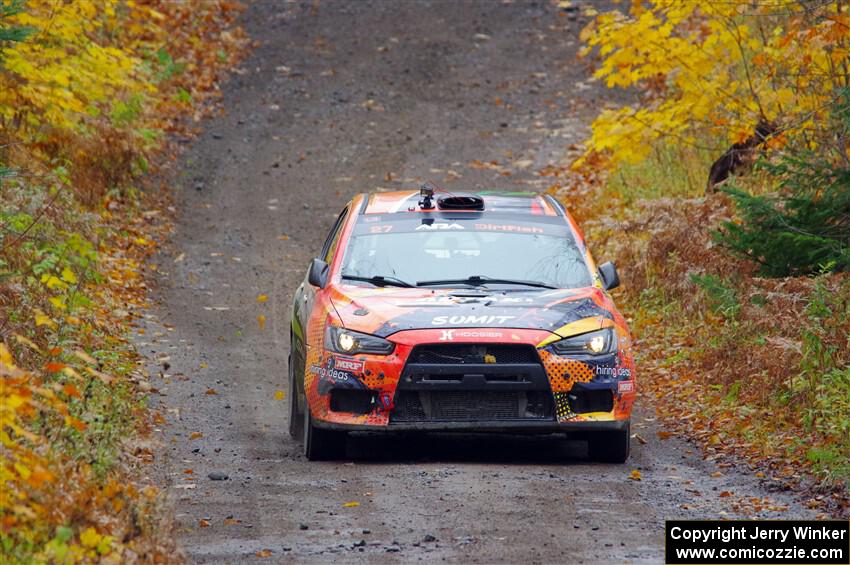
[408,344,539,364]
[394,390,427,420]
[391,390,553,422]
[392,342,554,424]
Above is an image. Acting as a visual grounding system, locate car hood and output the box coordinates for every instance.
[328,285,615,339]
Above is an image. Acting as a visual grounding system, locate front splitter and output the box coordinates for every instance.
[312,418,629,433]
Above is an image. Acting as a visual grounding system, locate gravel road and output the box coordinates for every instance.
[140,1,815,562]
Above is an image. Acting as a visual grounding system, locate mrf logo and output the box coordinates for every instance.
[335,357,364,373]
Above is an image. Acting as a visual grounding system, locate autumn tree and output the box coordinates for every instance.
[578,0,850,273]
[579,1,849,162]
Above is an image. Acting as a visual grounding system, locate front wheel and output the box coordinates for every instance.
[587,422,631,463]
[303,408,347,461]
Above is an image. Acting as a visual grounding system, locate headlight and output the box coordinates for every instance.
[324,326,394,355]
[550,328,616,356]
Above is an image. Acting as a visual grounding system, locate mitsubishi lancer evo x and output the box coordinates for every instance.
[289,187,636,462]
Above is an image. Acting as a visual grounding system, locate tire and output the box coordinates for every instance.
[587,421,631,463]
[303,406,347,461]
[287,353,304,440]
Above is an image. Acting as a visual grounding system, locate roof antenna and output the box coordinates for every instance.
[419,182,436,210]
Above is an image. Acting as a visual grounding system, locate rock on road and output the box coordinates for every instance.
[141,1,815,562]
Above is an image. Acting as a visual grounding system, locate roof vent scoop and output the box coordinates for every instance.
[437,193,484,210]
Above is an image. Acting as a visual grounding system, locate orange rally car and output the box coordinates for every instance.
[289,188,636,461]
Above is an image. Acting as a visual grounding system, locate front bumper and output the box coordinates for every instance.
[307,336,636,429]
[313,417,629,433]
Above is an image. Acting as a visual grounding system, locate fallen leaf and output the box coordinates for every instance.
[719,491,732,497]
[710,471,724,478]
[205,388,217,395]
[35,311,57,329]
[634,433,648,445]
[189,432,203,440]
[199,519,211,527]
[274,390,285,401]
[257,294,268,303]
[14,334,41,353]
[656,431,673,440]
[256,549,273,558]
[343,501,360,507]
[79,527,101,548]
[257,314,266,330]
[60,266,77,284]
[629,470,642,481]
[67,417,87,432]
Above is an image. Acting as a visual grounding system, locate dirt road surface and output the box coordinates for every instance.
[141,1,815,562]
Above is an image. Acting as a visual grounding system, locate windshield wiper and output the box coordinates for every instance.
[341,274,415,288]
[416,275,557,289]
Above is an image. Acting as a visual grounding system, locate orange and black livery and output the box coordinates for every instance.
[289,188,636,461]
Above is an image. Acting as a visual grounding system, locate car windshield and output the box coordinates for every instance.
[340,218,593,289]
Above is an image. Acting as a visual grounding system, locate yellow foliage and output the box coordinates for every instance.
[33,310,56,329]
[0,1,248,561]
[60,267,77,284]
[78,527,101,549]
[0,0,144,136]
[577,0,850,170]
[0,345,61,532]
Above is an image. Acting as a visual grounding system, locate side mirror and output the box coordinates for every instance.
[598,261,620,291]
[307,258,329,288]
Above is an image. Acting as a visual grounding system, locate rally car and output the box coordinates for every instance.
[289,187,636,462]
